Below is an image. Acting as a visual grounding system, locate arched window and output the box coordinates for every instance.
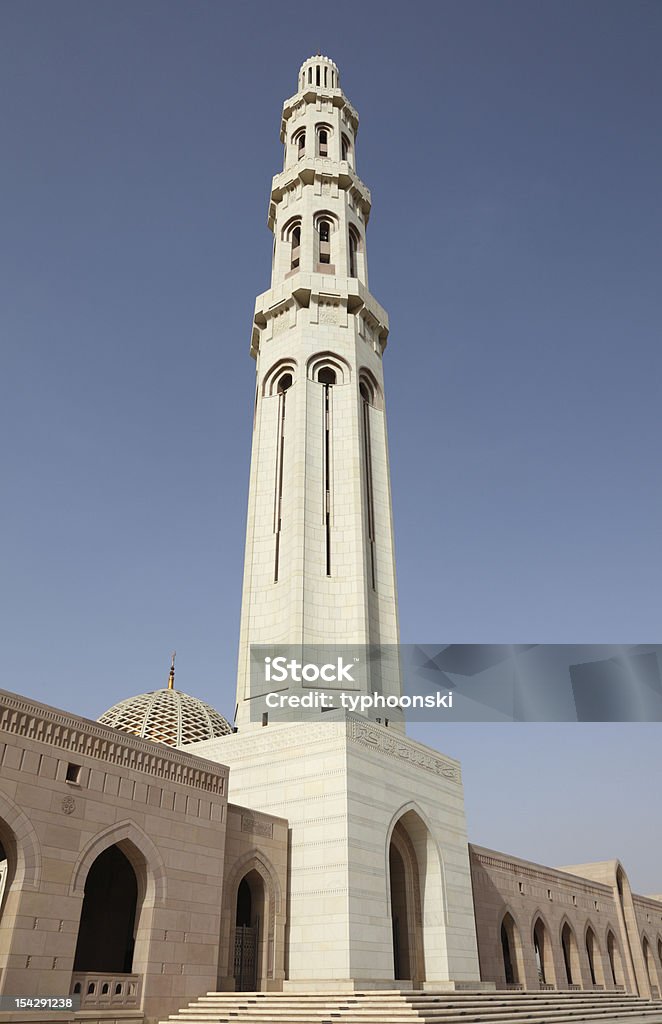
[292,129,305,161]
[341,134,350,162]
[308,354,349,386]
[318,129,328,157]
[359,370,381,410]
[283,218,302,276]
[349,227,360,278]
[318,218,331,265]
[290,226,301,270]
[318,367,336,386]
[263,359,296,396]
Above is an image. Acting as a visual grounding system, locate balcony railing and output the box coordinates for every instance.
[70,973,141,1009]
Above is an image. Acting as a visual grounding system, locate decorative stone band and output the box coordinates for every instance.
[0,690,228,794]
[241,814,274,839]
[472,850,613,894]
[347,718,461,784]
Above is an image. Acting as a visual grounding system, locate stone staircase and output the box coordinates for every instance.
[164,989,662,1024]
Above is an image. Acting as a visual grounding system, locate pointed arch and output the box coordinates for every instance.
[385,803,447,986]
[307,352,350,385]
[69,819,166,906]
[499,908,524,986]
[0,790,41,892]
[642,933,659,994]
[358,367,383,410]
[222,848,285,990]
[263,358,298,397]
[532,911,556,987]
[606,927,626,988]
[584,920,606,988]
[560,916,582,987]
[224,848,283,914]
[69,820,166,982]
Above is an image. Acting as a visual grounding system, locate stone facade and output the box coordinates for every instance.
[470,845,662,998]
[0,689,286,1024]
[190,718,481,990]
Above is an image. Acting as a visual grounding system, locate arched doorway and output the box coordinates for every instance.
[585,926,605,988]
[607,929,625,988]
[561,921,582,987]
[233,870,265,991]
[500,912,522,986]
[388,817,425,986]
[73,845,138,973]
[389,842,410,980]
[643,937,658,996]
[533,917,556,987]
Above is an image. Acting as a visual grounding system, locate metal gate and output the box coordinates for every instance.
[233,924,258,991]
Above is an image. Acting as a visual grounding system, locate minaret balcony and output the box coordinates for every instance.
[267,163,371,230]
[250,273,389,358]
[280,90,359,140]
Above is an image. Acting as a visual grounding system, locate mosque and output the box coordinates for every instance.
[1,54,661,1024]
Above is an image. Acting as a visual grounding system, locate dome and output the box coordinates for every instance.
[98,669,233,747]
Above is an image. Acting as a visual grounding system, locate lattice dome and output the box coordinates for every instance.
[98,687,233,747]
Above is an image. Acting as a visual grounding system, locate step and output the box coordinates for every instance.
[162,991,662,1024]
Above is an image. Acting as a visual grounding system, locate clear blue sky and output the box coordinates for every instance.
[1,2,661,889]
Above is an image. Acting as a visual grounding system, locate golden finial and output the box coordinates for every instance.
[168,651,176,690]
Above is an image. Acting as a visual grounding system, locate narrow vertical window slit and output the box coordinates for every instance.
[361,393,376,590]
[273,387,287,582]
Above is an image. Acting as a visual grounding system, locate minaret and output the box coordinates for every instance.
[191,57,481,992]
[235,54,399,729]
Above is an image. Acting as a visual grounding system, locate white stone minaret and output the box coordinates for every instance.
[234,54,399,729]
[191,57,481,993]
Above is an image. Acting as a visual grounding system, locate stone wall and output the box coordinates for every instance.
[471,844,662,999]
[0,689,228,1024]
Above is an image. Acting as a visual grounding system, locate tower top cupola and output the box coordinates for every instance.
[298,54,340,92]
